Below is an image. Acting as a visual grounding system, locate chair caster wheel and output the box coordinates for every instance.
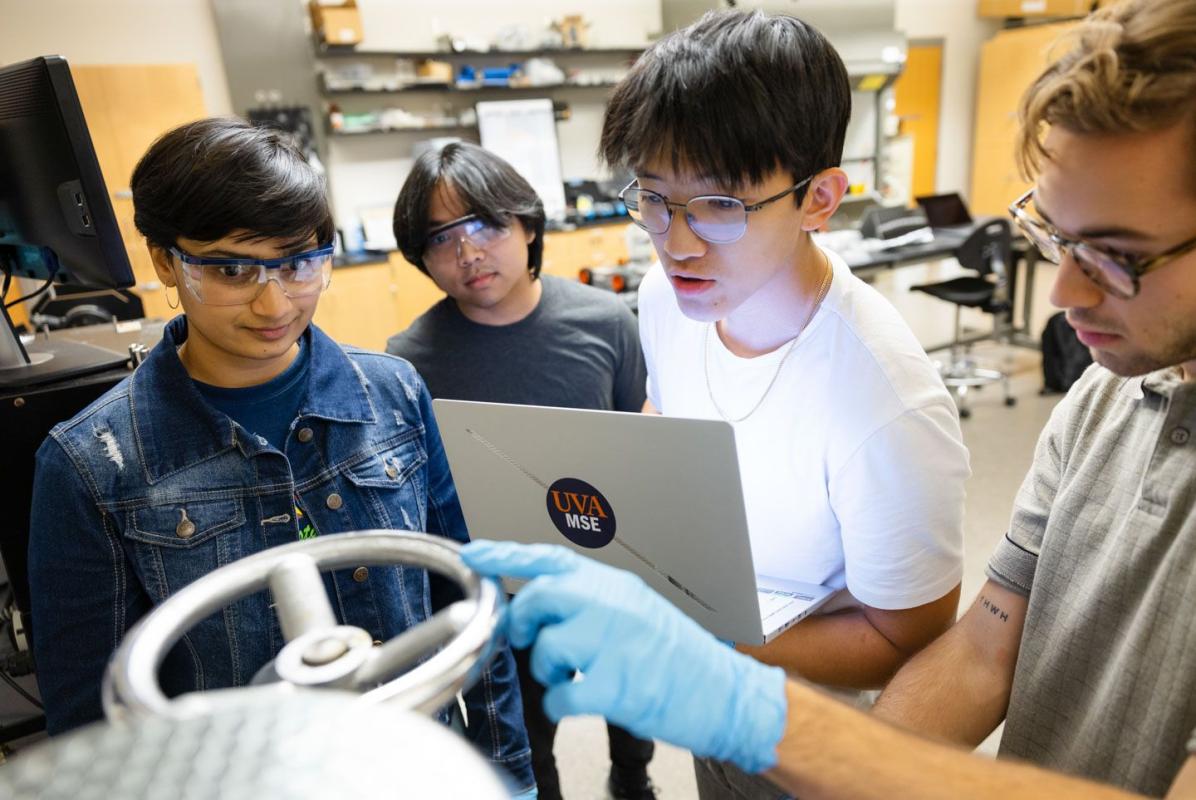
[1004,397,1017,407]
[959,408,972,419]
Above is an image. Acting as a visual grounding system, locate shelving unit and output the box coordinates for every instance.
[330,123,475,137]
[314,47,644,59]
[316,46,637,139]
[320,77,620,95]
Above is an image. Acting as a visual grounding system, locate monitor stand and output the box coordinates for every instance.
[0,302,129,389]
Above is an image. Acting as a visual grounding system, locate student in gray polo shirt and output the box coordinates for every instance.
[457,1,1196,797]
[385,142,654,800]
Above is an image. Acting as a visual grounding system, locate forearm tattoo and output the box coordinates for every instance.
[981,595,1010,623]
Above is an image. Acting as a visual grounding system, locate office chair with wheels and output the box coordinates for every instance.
[911,218,1017,418]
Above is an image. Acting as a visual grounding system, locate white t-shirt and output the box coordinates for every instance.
[638,250,969,610]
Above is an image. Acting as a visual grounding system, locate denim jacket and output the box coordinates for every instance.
[27,316,533,789]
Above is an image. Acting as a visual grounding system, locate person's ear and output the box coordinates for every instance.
[799,168,849,232]
[148,245,177,286]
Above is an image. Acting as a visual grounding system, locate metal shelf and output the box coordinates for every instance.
[331,124,476,137]
[315,47,644,59]
[321,79,618,95]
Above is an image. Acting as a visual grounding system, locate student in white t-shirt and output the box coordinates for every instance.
[598,10,971,798]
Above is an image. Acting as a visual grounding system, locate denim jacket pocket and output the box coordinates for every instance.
[123,496,248,601]
[340,438,429,530]
[127,497,246,549]
[344,436,427,490]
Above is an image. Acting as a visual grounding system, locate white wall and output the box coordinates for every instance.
[894,0,1000,197]
[0,0,234,115]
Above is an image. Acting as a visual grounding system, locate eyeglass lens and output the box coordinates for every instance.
[1014,215,1136,299]
[625,189,748,244]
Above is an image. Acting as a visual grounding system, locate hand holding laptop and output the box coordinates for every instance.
[462,540,789,774]
[433,399,835,644]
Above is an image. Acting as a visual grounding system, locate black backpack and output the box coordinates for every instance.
[1041,311,1093,393]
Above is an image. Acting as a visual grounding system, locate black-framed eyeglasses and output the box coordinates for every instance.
[1009,188,1196,300]
[619,176,813,245]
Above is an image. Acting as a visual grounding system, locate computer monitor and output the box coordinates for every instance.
[0,55,135,389]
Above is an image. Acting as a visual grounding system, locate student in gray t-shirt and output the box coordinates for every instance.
[386,273,644,412]
[385,142,653,800]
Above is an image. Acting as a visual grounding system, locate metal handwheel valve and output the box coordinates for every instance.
[0,532,515,799]
[103,531,503,719]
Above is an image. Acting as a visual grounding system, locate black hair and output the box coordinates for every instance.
[600,10,852,200]
[131,117,334,252]
[393,141,546,278]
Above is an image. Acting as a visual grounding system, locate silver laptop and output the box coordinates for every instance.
[433,399,835,645]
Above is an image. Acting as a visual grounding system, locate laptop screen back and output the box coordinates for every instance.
[916,193,973,228]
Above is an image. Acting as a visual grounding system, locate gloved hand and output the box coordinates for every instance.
[461,541,788,774]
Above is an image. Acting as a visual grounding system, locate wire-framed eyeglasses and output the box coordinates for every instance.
[620,176,813,244]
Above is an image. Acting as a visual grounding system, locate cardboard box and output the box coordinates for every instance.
[978,0,1104,18]
[415,60,453,84]
[310,0,363,46]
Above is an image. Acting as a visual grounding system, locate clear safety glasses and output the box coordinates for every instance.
[170,244,334,306]
[422,215,512,268]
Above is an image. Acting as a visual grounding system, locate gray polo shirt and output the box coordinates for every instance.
[987,364,1196,797]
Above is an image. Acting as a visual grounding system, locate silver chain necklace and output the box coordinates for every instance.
[703,258,833,423]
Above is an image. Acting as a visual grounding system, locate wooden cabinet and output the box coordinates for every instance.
[969,22,1074,216]
[312,252,443,351]
[978,0,1110,19]
[312,259,400,350]
[893,42,944,202]
[389,252,447,335]
[541,223,632,281]
[71,65,207,320]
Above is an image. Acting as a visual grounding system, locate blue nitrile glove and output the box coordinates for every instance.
[462,541,788,774]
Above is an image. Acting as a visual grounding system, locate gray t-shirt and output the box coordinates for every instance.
[987,364,1196,797]
[386,275,646,412]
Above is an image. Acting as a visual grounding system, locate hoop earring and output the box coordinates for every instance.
[165,285,180,310]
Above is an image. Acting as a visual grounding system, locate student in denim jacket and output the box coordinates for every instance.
[25,118,534,792]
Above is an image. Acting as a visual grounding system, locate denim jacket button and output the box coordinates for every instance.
[352,566,369,582]
[297,427,314,443]
[385,464,399,480]
[326,493,344,510]
[175,510,196,540]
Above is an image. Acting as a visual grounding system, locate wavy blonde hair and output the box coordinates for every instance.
[1018,0,1196,185]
